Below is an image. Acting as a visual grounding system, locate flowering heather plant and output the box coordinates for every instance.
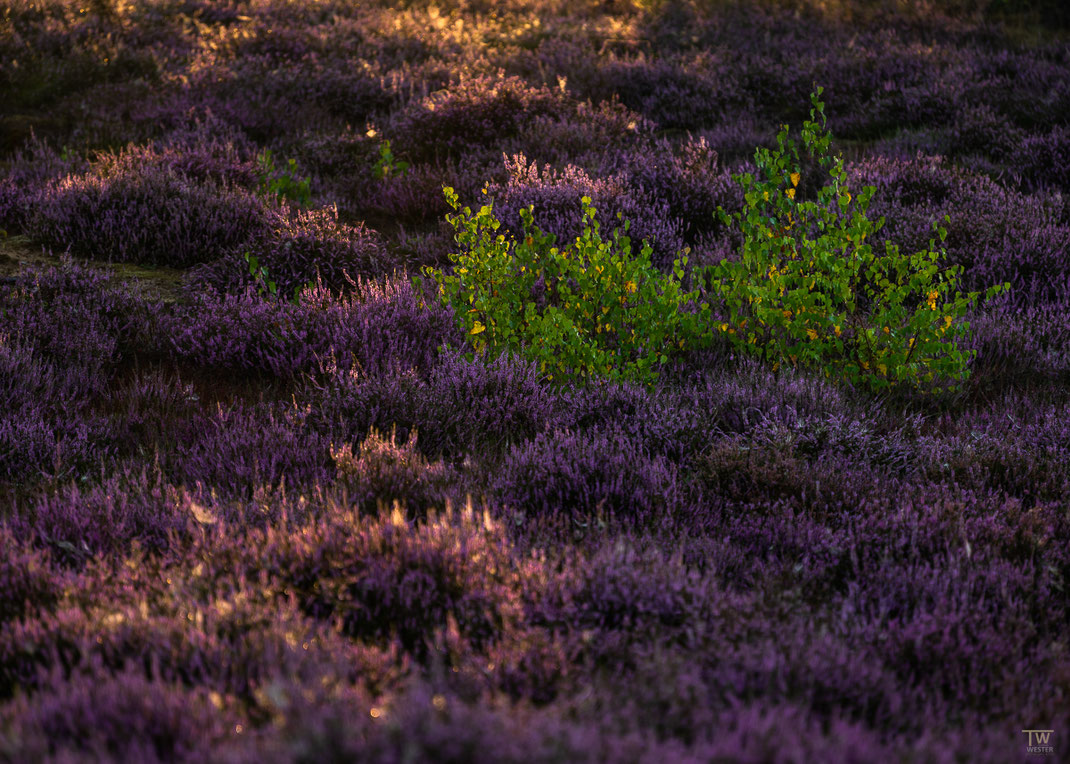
[599,56,740,131]
[388,74,570,163]
[331,428,457,515]
[12,469,192,565]
[0,530,61,625]
[29,149,269,267]
[599,136,741,244]
[309,350,557,460]
[0,263,162,484]
[245,503,526,657]
[849,154,1069,301]
[0,666,231,763]
[167,403,334,499]
[186,205,392,297]
[494,427,683,524]
[163,276,458,379]
[512,98,656,168]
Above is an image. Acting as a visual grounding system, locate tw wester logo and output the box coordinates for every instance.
[1022,729,1054,756]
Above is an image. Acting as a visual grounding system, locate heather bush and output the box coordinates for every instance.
[12,470,191,564]
[388,75,570,163]
[967,290,1070,389]
[0,395,106,485]
[947,103,1025,161]
[554,544,710,633]
[850,154,1070,300]
[29,148,269,267]
[494,428,683,524]
[0,264,154,483]
[1,262,152,374]
[555,378,712,465]
[186,205,392,297]
[0,138,85,234]
[310,350,557,459]
[240,679,667,764]
[247,504,526,657]
[0,530,60,625]
[697,423,910,510]
[167,403,334,499]
[0,666,230,763]
[331,428,457,515]
[1017,125,1070,192]
[512,99,656,168]
[415,351,559,456]
[599,56,739,131]
[428,187,710,386]
[362,160,464,224]
[0,544,365,703]
[163,276,458,379]
[918,396,1070,504]
[601,137,741,244]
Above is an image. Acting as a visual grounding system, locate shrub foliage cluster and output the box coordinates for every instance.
[427,188,710,385]
[430,90,1008,392]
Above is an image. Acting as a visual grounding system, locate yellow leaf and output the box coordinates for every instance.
[790,172,800,187]
[470,321,486,335]
[785,188,795,200]
[189,502,217,525]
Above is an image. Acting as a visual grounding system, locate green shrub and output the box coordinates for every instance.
[242,251,310,304]
[256,149,311,207]
[710,88,1008,393]
[372,140,410,180]
[424,188,712,386]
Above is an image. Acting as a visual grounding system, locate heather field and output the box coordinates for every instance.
[2,0,1070,761]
